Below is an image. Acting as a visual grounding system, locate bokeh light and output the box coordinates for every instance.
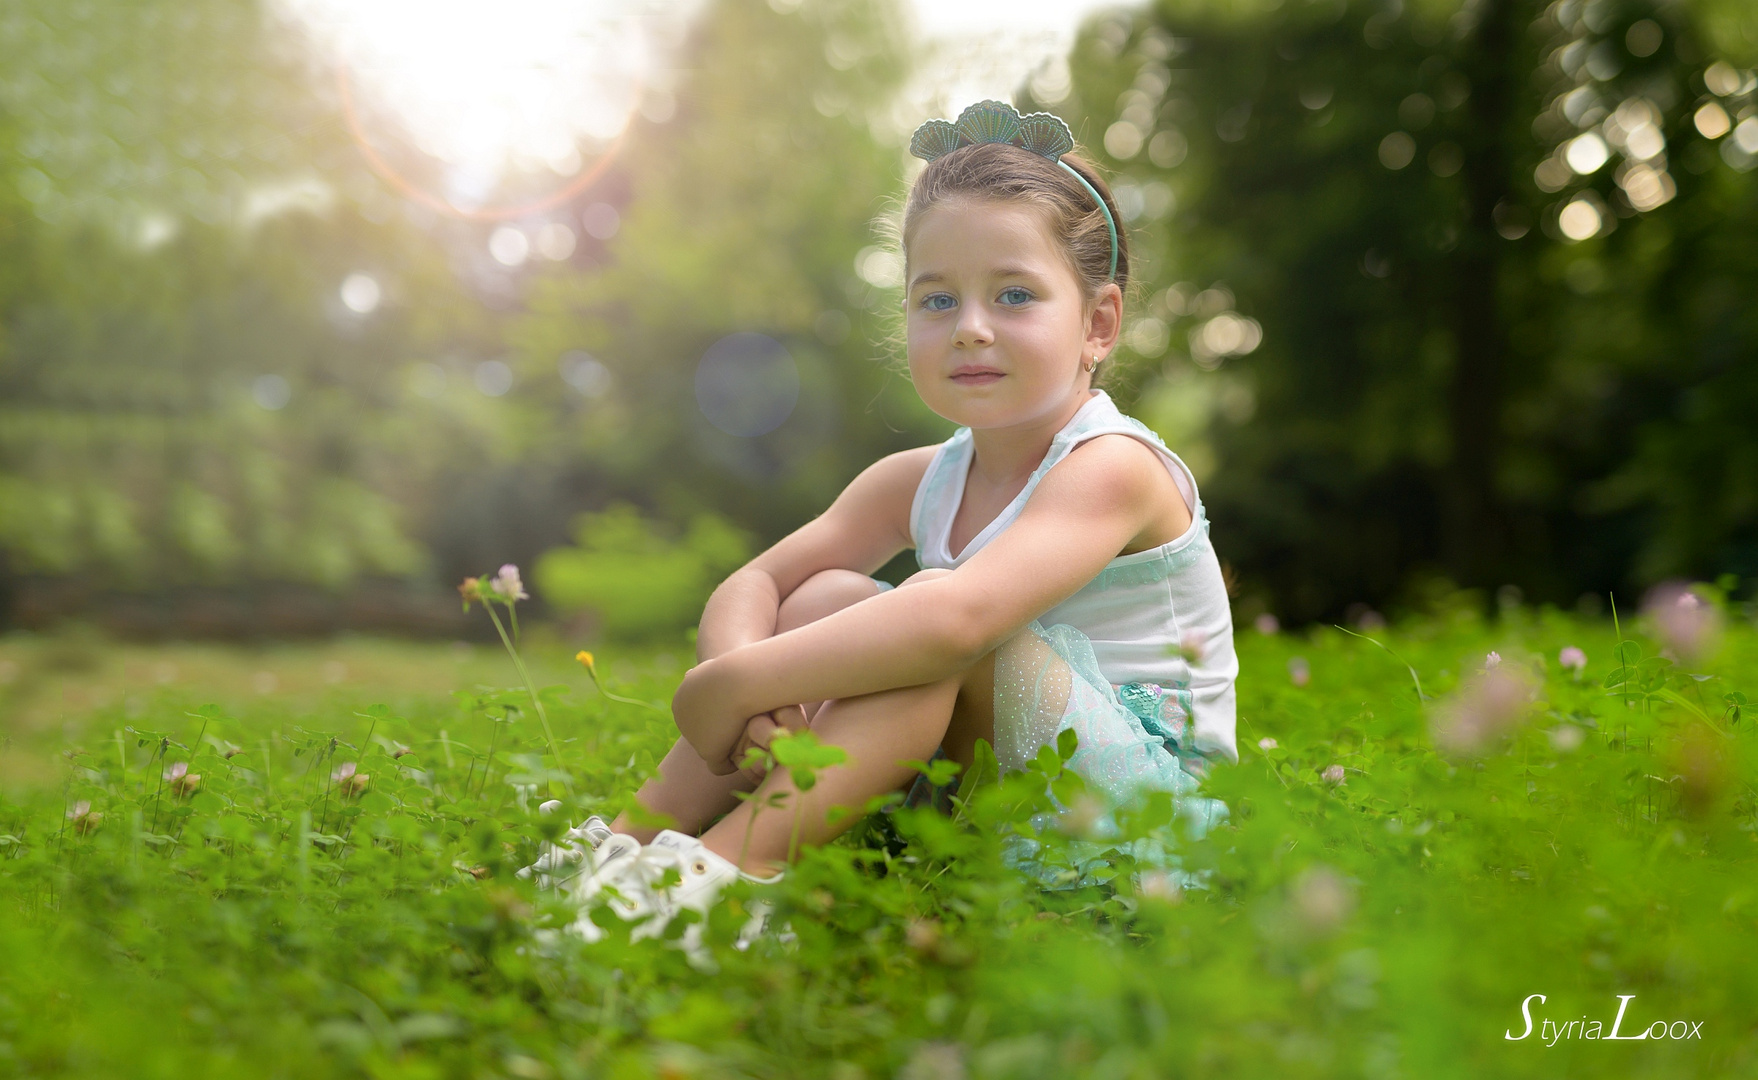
[1428,142,1464,177]
[581,203,622,240]
[340,273,382,314]
[536,223,577,261]
[1378,132,1415,170]
[489,227,530,267]
[1565,132,1609,174]
[695,333,799,438]
[1625,19,1662,57]
[252,375,292,411]
[1104,121,1144,160]
[1128,317,1169,358]
[1534,154,1572,192]
[855,247,904,290]
[1190,311,1262,369]
[559,351,610,398]
[1695,102,1731,139]
[1737,118,1758,156]
[474,359,514,396]
[1492,201,1532,240]
[1704,61,1743,97]
[1618,164,1674,212]
[1559,198,1602,241]
[1147,130,1188,169]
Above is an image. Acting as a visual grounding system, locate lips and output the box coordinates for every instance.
[950,366,1003,385]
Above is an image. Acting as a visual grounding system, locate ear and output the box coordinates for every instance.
[1084,282,1124,360]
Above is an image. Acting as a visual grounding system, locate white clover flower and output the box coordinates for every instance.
[1644,582,1721,663]
[492,564,529,601]
[1432,666,1538,757]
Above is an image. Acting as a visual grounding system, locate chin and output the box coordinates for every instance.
[929,399,1030,432]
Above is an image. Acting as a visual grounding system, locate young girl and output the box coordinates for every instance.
[531,101,1237,938]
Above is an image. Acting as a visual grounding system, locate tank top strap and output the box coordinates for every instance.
[909,390,1197,569]
[1054,406,1199,514]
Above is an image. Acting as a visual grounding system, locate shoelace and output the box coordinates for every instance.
[530,821,616,887]
[629,845,690,893]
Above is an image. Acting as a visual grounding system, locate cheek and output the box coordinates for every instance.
[905,317,942,355]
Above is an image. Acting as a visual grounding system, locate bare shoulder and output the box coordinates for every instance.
[1047,432,1168,499]
[1034,433,1191,550]
[862,444,939,493]
[802,444,940,557]
[830,444,937,522]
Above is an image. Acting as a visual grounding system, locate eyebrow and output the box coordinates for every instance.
[907,266,1044,291]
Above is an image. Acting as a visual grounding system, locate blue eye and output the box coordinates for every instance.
[999,287,1033,305]
[920,293,956,312]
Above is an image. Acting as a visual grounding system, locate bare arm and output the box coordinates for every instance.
[674,434,1181,770]
[690,446,933,664]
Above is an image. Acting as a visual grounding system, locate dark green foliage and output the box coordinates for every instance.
[3,608,1755,1078]
[1047,0,1758,620]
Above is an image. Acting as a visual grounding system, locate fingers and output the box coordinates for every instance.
[682,718,743,776]
[701,751,742,778]
[744,712,784,750]
[733,714,779,785]
[718,707,810,778]
[737,749,771,787]
[719,714,774,779]
[777,702,810,733]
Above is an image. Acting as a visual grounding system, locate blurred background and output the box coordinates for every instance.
[2,0,1756,642]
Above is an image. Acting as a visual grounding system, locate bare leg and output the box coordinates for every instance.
[610,569,886,841]
[699,624,1029,875]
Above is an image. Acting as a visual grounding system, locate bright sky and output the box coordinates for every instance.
[905,0,1128,119]
[279,0,1133,177]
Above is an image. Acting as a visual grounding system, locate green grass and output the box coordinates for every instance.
[1,605,1755,1080]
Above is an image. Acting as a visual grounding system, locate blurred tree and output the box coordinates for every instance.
[1046,0,1758,621]
[508,0,945,565]
[0,0,943,631]
[0,0,507,602]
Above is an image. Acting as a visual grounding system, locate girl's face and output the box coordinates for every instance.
[904,197,1121,432]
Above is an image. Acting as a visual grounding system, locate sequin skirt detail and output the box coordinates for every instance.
[991,620,1229,889]
[993,622,1221,809]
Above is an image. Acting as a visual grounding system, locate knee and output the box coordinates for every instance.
[777,569,883,632]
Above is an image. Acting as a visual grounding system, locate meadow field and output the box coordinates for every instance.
[1,601,1754,1080]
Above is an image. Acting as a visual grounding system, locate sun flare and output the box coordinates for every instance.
[279,0,697,176]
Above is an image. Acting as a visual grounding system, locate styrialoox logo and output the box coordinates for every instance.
[1506,995,1704,1046]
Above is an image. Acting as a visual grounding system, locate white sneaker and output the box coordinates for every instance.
[518,806,632,892]
[574,830,781,964]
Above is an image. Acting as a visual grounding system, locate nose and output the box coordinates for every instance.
[951,302,993,350]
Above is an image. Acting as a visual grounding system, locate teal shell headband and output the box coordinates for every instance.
[909,100,1119,281]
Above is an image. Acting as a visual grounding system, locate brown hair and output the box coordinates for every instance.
[883,141,1133,383]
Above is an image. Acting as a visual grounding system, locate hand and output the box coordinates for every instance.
[672,658,752,773]
[731,704,809,784]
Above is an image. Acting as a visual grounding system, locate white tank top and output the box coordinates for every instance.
[909,390,1239,764]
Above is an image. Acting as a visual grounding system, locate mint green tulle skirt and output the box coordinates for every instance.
[907,620,1229,890]
[993,621,1222,806]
